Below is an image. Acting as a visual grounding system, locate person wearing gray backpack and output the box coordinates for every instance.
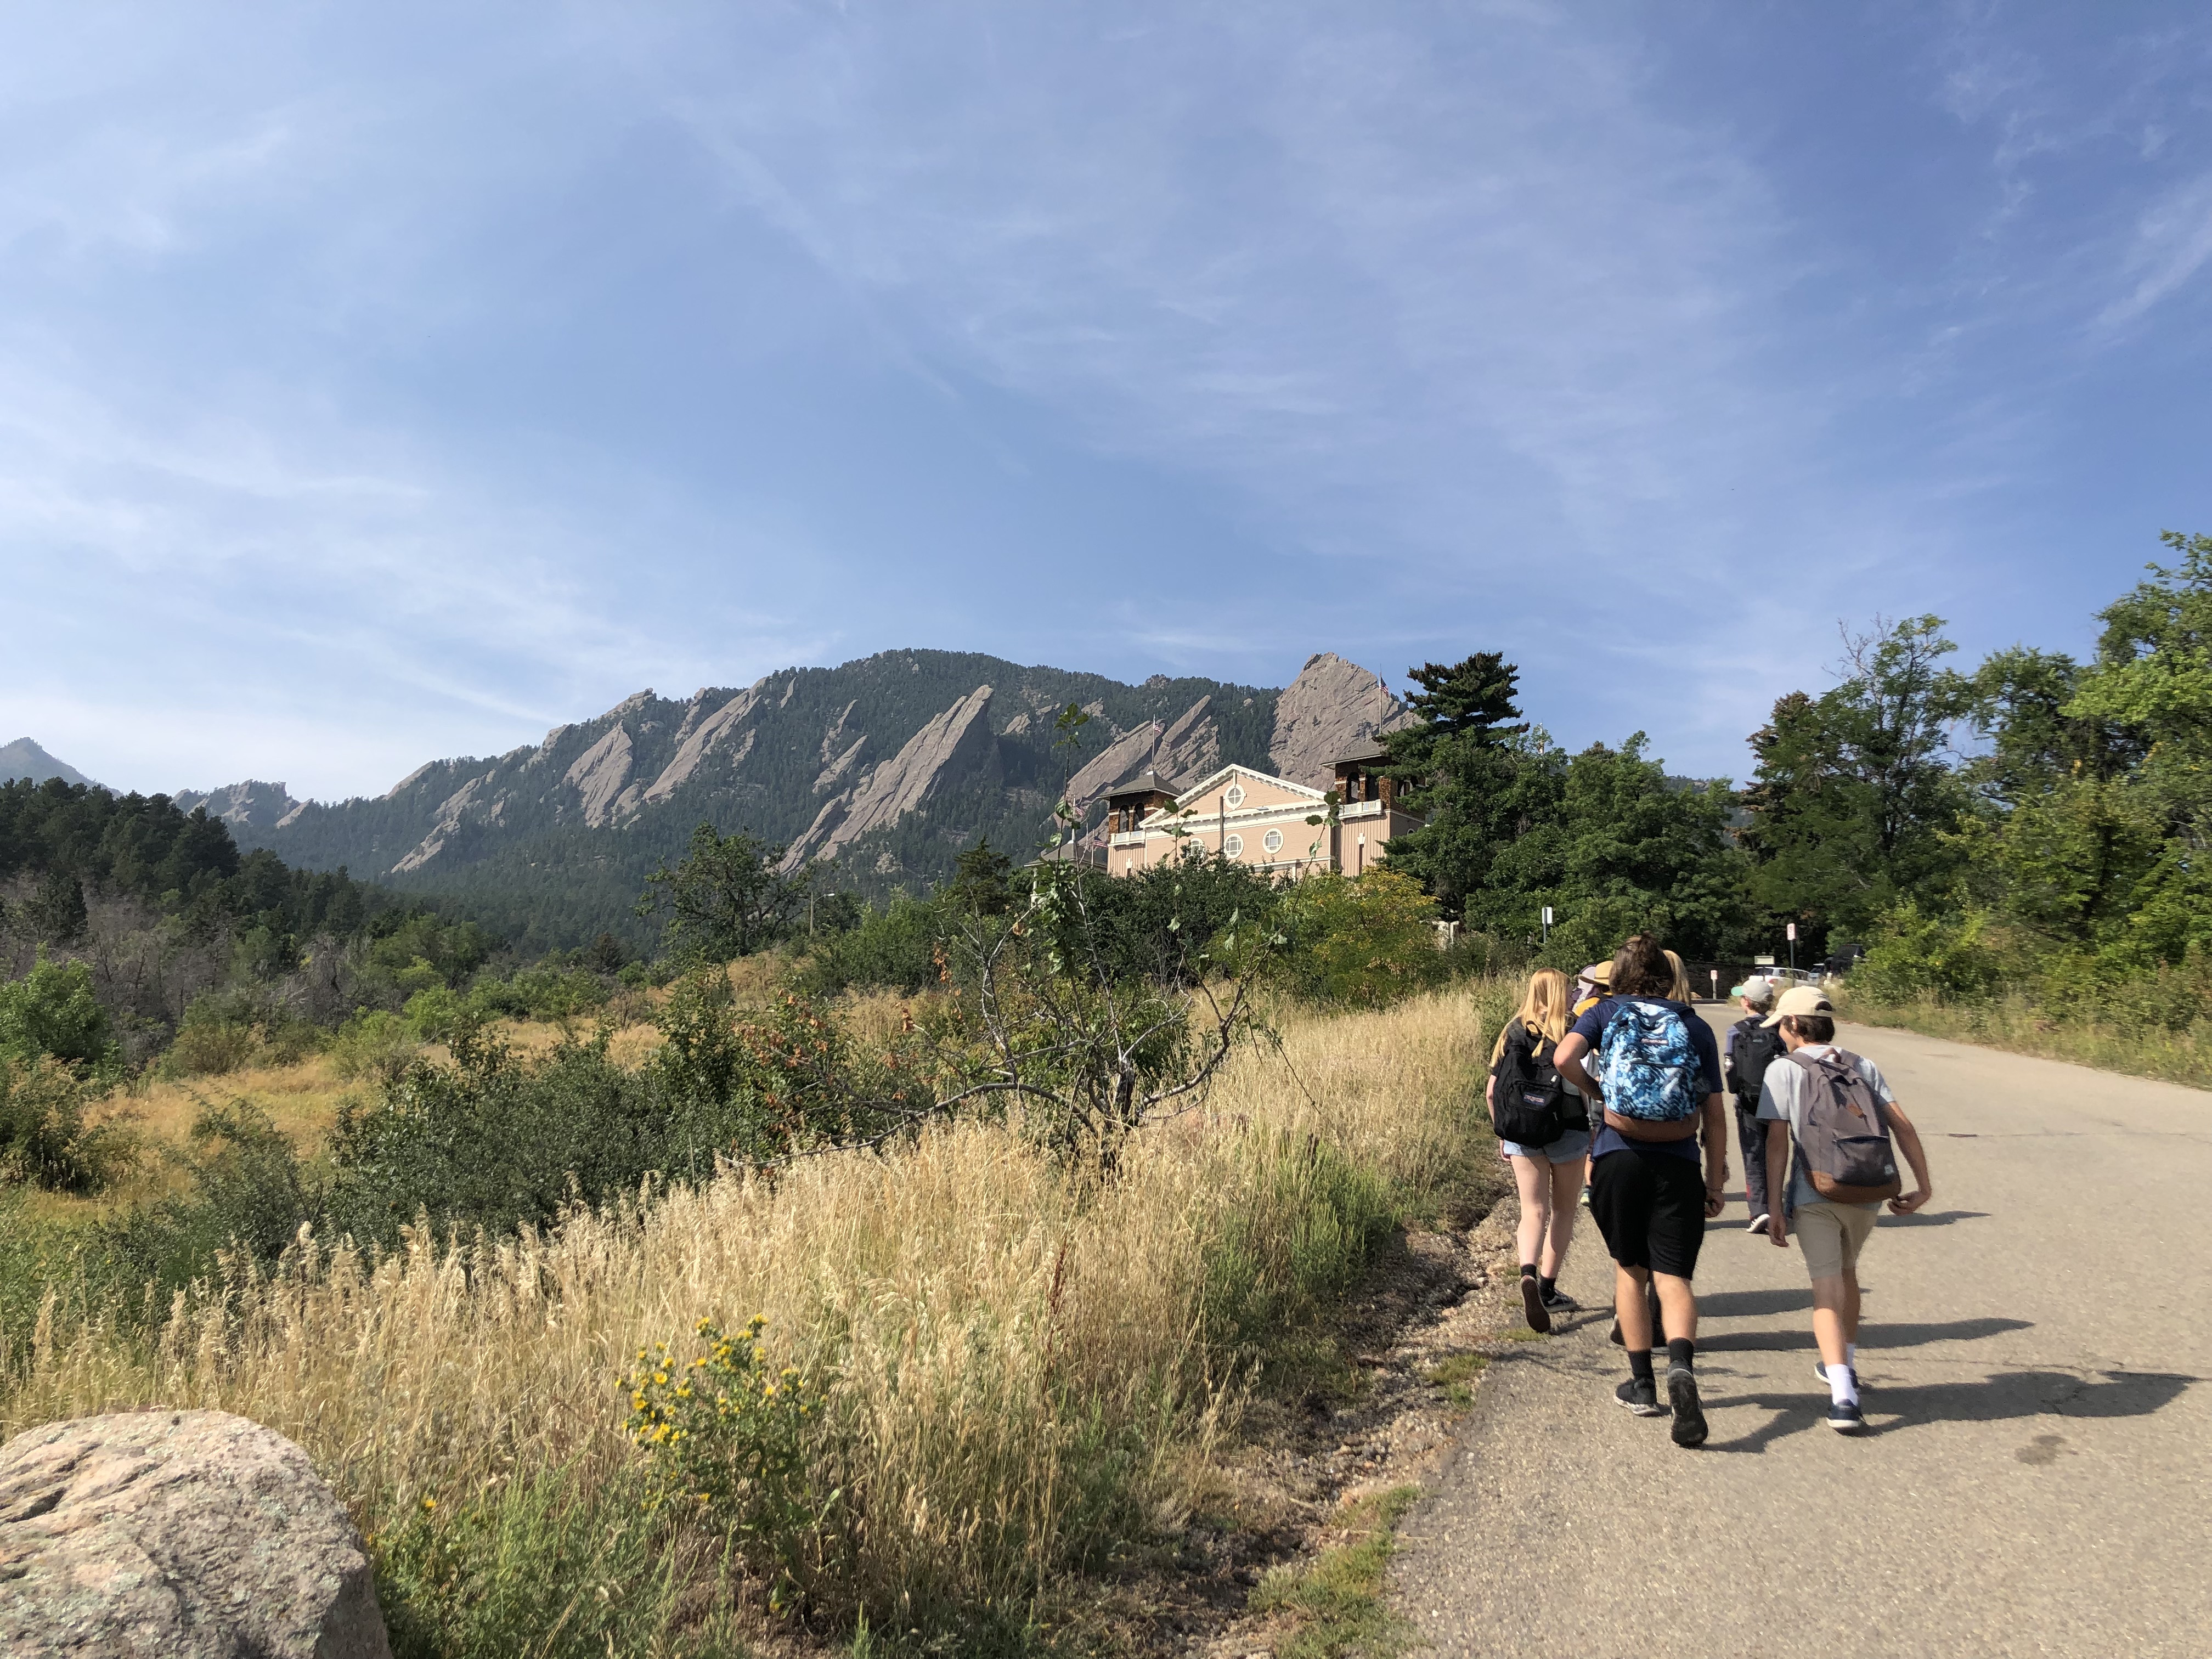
[1757,986,1934,1432]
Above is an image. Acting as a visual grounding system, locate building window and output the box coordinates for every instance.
[1223,783,1245,808]
[1262,828,1284,854]
[1224,833,1244,857]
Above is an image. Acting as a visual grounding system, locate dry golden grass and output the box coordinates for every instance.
[1,986,1495,1621]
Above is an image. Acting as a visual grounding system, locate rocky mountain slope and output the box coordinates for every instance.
[179,649,1404,951]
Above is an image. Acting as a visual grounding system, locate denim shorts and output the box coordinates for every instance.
[1500,1126,1592,1163]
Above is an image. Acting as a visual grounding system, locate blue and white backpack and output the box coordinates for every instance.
[1597,1000,1702,1124]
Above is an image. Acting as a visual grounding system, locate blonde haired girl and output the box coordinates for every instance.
[1486,966,1589,1333]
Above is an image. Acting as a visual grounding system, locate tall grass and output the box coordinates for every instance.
[0,986,1502,1651]
[1837,989,2212,1088]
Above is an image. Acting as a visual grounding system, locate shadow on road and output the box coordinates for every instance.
[1701,1368,2200,1453]
[1697,1287,1812,1318]
[1881,1209,1990,1227]
[1699,1316,2033,1353]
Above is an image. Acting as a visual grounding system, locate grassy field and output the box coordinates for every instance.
[1837,989,2211,1090]
[0,980,1510,1657]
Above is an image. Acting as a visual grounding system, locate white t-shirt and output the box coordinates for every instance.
[1757,1044,1894,1211]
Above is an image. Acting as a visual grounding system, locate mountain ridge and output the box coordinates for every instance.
[175,647,1404,951]
[1,738,95,789]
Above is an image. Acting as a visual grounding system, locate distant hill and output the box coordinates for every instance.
[0,738,94,788]
[182,648,1406,953]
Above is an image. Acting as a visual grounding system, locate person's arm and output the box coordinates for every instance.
[1700,1092,1729,1216]
[1885,1101,1933,1214]
[1766,1127,1792,1244]
[1554,1030,1597,1101]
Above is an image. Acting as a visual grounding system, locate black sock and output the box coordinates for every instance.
[1628,1349,1655,1384]
[1521,1262,1538,1278]
[1667,1337,1696,1371]
[1540,1276,1558,1298]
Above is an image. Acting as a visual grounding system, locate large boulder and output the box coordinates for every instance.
[0,1409,390,1658]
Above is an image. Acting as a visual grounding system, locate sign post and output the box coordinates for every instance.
[1541,905,1553,946]
[1787,921,1798,977]
[1709,967,1719,1002]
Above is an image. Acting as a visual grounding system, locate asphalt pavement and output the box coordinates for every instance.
[1393,1012,2211,1658]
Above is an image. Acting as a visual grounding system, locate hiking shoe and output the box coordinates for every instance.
[1826,1397,1865,1434]
[1746,1213,1770,1233]
[1579,1184,1592,1207]
[1667,1368,1708,1447]
[1540,1285,1581,1314]
[1520,1274,1552,1334]
[1615,1376,1663,1417]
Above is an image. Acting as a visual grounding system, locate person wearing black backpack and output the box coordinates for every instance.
[1486,968,1588,1335]
[1724,977,1785,1234]
[1757,986,1934,1433]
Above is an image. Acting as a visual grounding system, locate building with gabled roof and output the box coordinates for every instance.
[1105,751,1423,879]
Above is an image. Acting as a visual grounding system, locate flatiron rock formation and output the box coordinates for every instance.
[1268,652,1407,789]
[178,647,1403,944]
[173,778,307,831]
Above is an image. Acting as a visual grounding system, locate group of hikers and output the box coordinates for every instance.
[1483,931,1935,1446]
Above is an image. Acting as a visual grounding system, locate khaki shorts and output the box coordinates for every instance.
[1793,1200,1878,1280]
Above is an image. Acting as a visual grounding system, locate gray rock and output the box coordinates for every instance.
[784,684,998,867]
[1268,651,1407,788]
[0,1409,391,1659]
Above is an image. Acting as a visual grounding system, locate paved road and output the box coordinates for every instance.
[1395,1014,2211,1658]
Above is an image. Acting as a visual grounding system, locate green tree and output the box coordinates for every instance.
[1742,615,1972,946]
[638,823,810,964]
[1380,652,1549,919]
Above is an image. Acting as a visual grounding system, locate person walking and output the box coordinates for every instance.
[1553,934,1729,1447]
[1758,986,1934,1432]
[1725,977,1784,1233]
[1486,968,1588,1334]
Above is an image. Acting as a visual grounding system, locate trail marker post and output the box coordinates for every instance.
[1787,921,1798,977]
[1541,905,1553,945]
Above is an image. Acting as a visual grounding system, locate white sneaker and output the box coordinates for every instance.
[1746,1213,1770,1234]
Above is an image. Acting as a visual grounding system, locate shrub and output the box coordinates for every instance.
[331,1009,421,1082]
[0,1057,136,1194]
[0,956,116,1070]
[98,1100,309,1294]
[1851,901,2005,1003]
[1276,868,1443,1008]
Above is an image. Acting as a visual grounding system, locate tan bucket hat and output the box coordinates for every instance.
[1760,984,1834,1028]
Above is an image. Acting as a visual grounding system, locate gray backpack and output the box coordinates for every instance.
[1785,1050,1901,1205]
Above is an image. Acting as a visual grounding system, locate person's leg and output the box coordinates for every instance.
[1542,1155,1584,1277]
[1615,1262,1654,1346]
[1648,1155,1711,1446]
[1511,1153,1551,1273]
[1511,1153,1554,1333]
[1736,1105,1769,1222]
[1809,1274,1852,1368]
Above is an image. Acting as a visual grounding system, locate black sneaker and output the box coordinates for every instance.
[1607,1319,1623,1346]
[1541,1285,1581,1314]
[1667,1367,1708,1447]
[1520,1273,1552,1334]
[1615,1376,1663,1417]
[1826,1397,1865,1434]
[1746,1212,1770,1234]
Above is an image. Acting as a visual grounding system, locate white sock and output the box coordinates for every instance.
[1829,1364,1859,1406]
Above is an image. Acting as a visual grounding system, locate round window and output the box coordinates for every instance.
[1262,828,1284,854]
[1223,834,1244,857]
[1223,784,1245,808]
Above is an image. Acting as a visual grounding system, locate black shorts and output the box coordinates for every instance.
[1589,1145,1707,1279]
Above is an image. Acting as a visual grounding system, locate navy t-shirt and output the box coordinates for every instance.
[1568,996,1723,1164]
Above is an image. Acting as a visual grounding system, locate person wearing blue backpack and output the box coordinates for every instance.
[1553,933,1729,1447]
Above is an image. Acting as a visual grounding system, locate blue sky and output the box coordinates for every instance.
[3,2,2208,799]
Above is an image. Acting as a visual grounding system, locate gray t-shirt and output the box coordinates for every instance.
[1757,1045,1895,1212]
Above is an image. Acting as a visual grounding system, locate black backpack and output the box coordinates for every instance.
[1730,1018,1784,1106]
[1492,1023,1573,1144]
